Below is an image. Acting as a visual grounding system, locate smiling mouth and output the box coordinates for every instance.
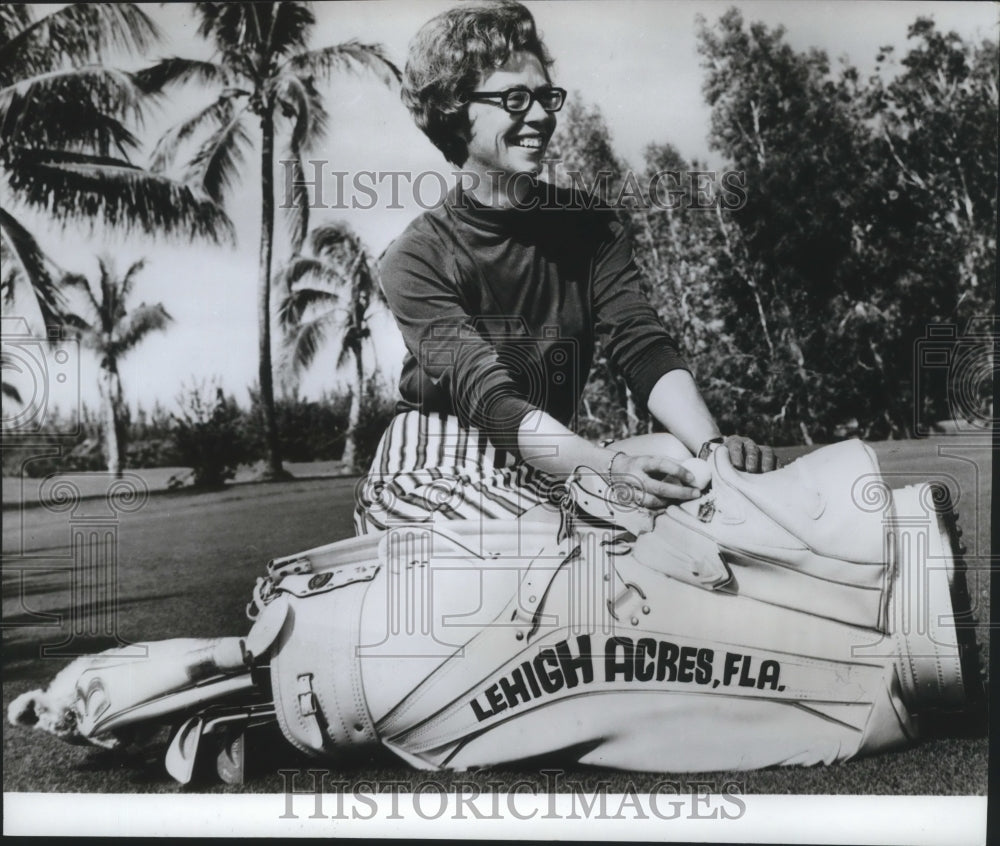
[509,135,546,150]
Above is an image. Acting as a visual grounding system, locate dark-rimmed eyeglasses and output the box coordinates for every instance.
[467,85,567,115]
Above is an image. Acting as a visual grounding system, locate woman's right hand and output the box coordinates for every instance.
[608,453,703,510]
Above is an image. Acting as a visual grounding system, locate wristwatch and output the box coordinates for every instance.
[698,437,725,461]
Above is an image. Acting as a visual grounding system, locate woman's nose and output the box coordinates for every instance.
[523,96,554,126]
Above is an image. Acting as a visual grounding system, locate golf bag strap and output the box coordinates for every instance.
[568,465,656,537]
[384,508,581,630]
[268,576,379,757]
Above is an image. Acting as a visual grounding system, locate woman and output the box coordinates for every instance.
[355,0,776,534]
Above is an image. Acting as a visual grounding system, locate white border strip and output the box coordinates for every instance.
[3,793,987,843]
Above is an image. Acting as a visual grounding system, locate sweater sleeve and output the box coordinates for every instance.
[591,213,689,407]
[379,225,536,455]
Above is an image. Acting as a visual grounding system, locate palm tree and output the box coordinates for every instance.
[141,2,400,478]
[0,4,231,333]
[278,222,386,471]
[62,256,172,477]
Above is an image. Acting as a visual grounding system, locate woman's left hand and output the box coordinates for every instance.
[721,435,779,473]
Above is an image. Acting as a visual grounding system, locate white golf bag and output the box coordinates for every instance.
[9,440,983,783]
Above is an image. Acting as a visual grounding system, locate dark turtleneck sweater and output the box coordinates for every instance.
[378,180,688,457]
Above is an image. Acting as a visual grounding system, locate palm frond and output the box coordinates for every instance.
[195,2,308,80]
[287,41,401,89]
[1,348,25,404]
[309,220,358,262]
[307,222,370,288]
[110,302,172,359]
[52,4,159,56]
[0,7,33,53]
[195,2,257,55]
[192,2,227,44]
[60,270,101,321]
[0,65,145,155]
[277,279,340,331]
[0,207,67,332]
[265,2,314,61]
[274,72,328,154]
[275,72,329,251]
[59,308,93,337]
[355,253,388,307]
[283,310,340,375]
[278,255,330,290]
[119,258,146,304]
[283,156,309,254]
[228,51,262,90]
[132,57,229,95]
[184,107,252,203]
[283,138,321,255]
[149,93,243,173]
[334,336,355,371]
[307,222,385,316]
[4,147,234,242]
[1,261,18,303]
[96,256,116,334]
[0,4,159,83]
[370,259,388,306]
[1,380,23,406]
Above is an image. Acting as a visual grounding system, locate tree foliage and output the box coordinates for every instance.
[693,10,996,441]
[549,99,642,440]
[552,11,996,444]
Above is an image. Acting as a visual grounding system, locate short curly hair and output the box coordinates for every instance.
[402,0,554,166]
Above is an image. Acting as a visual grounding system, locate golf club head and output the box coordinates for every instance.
[165,716,204,784]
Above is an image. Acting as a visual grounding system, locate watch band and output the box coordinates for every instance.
[698,437,725,461]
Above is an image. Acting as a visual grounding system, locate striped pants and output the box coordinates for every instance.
[353,411,563,535]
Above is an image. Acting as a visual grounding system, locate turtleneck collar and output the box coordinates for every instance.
[446,177,547,233]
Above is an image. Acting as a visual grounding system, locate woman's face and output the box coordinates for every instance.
[464,50,556,180]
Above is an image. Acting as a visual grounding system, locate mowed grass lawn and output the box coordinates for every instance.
[1,437,991,796]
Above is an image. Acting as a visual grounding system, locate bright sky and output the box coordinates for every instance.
[6,1,997,421]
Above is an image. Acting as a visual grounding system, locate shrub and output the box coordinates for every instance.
[170,380,252,488]
[245,388,353,463]
[126,437,182,468]
[1,403,105,477]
